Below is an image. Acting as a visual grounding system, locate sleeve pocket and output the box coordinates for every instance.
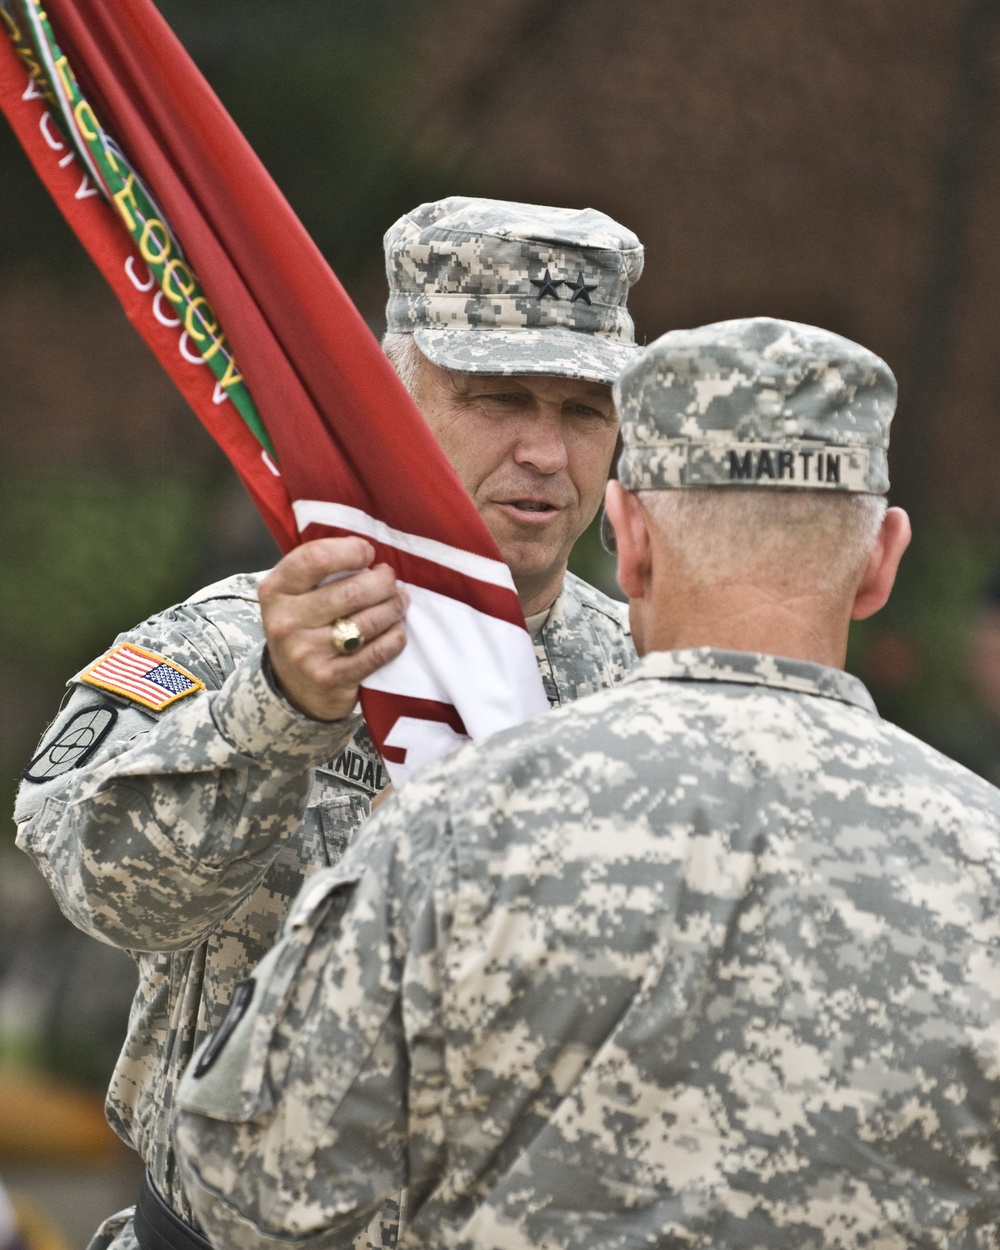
[179,863,365,1123]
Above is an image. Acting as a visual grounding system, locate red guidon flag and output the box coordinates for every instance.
[0,0,548,782]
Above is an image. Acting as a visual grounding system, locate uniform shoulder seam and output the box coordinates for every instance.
[182,571,266,607]
[564,571,629,628]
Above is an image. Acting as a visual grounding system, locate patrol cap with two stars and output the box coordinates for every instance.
[383,195,644,384]
[615,317,897,494]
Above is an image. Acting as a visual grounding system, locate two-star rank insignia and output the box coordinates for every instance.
[530,268,564,299]
[531,268,598,302]
[565,271,598,304]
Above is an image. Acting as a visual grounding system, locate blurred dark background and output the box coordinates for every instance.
[2,0,999,1239]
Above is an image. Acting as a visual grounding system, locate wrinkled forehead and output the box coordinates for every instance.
[425,358,616,404]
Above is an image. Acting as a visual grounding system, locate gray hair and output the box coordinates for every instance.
[638,489,888,598]
[381,331,425,398]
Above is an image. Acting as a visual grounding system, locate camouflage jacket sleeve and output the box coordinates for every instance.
[14,598,358,953]
[173,787,449,1250]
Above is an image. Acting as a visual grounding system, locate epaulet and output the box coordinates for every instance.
[286,864,361,930]
[563,570,630,629]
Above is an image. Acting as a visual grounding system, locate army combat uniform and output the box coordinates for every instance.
[175,318,1000,1248]
[16,193,646,1250]
[175,647,1000,1249]
[14,567,631,1249]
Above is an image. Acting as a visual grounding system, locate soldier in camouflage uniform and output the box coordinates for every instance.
[174,317,1000,1249]
[14,198,642,1250]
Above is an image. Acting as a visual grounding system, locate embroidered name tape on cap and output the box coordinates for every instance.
[81,642,205,711]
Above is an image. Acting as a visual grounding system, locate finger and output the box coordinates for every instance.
[316,621,409,690]
[265,612,409,722]
[301,564,402,628]
[259,537,375,600]
[264,565,401,638]
[325,590,408,653]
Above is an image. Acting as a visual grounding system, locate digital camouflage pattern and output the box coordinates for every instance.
[384,196,643,383]
[175,648,1000,1250]
[15,569,631,1250]
[616,317,896,493]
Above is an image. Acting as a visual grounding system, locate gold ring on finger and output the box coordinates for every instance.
[330,617,365,657]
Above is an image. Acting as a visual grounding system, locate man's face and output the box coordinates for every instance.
[412,356,619,614]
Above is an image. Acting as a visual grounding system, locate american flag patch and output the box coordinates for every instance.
[80,643,205,711]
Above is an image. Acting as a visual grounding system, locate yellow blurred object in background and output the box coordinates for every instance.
[0,1066,123,1162]
[7,1193,71,1250]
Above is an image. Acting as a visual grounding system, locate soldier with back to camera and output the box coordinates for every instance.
[176,317,1000,1250]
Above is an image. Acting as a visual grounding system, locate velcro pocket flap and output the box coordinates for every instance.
[178,863,364,1123]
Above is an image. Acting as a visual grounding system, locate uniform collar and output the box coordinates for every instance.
[624,647,878,713]
[523,605,553,643]
[532,580,584,706]
[538,571,613,638]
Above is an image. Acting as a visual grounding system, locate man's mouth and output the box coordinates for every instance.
[511,500,557,513]
[490,497,566,526]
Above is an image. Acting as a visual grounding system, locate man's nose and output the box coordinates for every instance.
[512,408,569,474]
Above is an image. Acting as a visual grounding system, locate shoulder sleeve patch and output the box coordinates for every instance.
[22,703,118,782]
[80,642,205,711]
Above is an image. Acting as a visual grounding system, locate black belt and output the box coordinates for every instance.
[134,1171,214,1250]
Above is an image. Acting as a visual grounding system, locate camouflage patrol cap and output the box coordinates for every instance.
[615,317,897,493]
[384,196,644,383]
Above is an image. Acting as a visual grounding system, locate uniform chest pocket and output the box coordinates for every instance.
[314,791,371,868]
[270,792,368,891]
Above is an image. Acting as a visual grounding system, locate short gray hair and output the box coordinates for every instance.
[638,489,887,598]
[381,331,424,398]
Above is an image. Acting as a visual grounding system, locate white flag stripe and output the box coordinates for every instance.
[101,654,157,676]
[107,679,167,701]
[362,581,549,749]
[98,657,173,688]
[292,499,515,591]
[98,657,161,682]
[383,719,471,779]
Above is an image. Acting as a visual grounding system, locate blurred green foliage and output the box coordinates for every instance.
[0,471,212,675]
[847,525,1000,744]
[0,471,213,855]
[568,510,621,603]
[154,0,458,299]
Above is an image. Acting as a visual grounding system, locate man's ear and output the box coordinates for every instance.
[605,481,653,601]
[851,506,912,621]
